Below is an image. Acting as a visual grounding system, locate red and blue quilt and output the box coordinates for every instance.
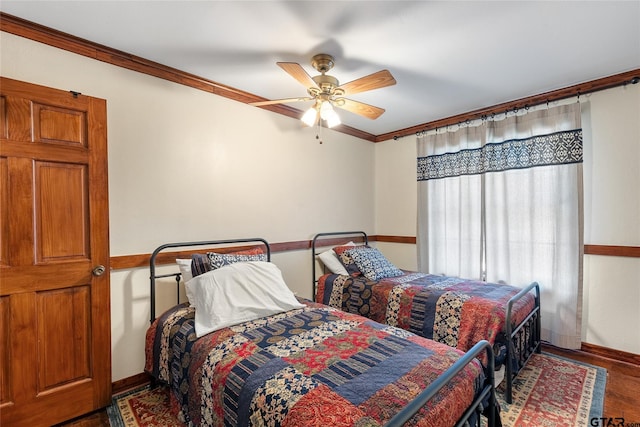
[145,300,485,427]
[316,272,535,355]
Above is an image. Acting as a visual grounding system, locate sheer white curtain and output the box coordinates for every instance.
[417,104,584,349]
[416,125,485,280]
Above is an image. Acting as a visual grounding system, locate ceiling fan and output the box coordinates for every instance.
[250,54,396,128]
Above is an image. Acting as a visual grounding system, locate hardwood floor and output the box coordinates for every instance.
[54,410,111,427]
[57,346,640,427]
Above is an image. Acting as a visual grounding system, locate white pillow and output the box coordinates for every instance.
[316,241,355,275]
[185,261,305,337]
[176,258,193,283]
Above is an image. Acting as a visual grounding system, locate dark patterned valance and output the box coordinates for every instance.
[417,129,582,181]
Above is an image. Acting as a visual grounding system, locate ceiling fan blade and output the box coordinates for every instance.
[250,96,313,106]
[337,70,396,95]
[277,62,319,89]
[335,98,386,120]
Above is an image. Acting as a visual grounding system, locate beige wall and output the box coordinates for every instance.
[3,30,638,383]
[1,32,375,381]
[373,138,418,271]
[374,84,640,355]
[581,86,640,353]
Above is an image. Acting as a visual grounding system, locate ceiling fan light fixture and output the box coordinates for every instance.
[323,106,341,128]
[302,101,341,128]
[301,106,318,127]
[319,100,334,120]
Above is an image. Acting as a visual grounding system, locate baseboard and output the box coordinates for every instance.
[112,372,152,395]
[581,342,640,367]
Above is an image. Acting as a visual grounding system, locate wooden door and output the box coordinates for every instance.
[0,77,111,426]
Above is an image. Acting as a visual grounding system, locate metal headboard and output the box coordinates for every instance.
[311,231,368,299]
[149,237,270,323]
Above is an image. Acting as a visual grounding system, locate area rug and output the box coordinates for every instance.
[495,352,606,426]
[106,384,182,427]
[107,353,606,427]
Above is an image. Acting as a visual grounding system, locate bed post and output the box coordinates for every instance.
[505,281,541,404]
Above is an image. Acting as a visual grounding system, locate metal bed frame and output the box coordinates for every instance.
[148,237,499,427]
[312,231,541,404]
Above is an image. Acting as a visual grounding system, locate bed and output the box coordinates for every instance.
[312,231,541,404]
[145,238,500,427]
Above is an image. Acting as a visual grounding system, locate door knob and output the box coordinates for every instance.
[92,265,106,276]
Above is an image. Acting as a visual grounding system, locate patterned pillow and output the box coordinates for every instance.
[191,253,211,278]
[206,249,267,270]
[333,245,373,276]
[191,248,266,277]
[346,247,403,281]
[317,241,355,275]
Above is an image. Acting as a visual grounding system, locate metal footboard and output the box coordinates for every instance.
[504,281,541,403]
[385,339,498,427]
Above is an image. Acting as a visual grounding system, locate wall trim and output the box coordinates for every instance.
[110,238,370,270]
[112,372,152,395]
[374,235,417,244]
[584,244,640,258]
[2,12,638,144]
[581,342,640,367]
[110,237,638,270]
[377,70,640,142]
[0,12,375,142]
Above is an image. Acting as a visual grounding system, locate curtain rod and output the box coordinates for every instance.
[382,69,640,142]
[415,96,577,138]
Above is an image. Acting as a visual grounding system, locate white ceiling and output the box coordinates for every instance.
[2,1,639,137]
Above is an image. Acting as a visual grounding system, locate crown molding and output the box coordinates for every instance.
[2,12,638,144]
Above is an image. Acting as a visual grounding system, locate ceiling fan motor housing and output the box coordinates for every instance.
[312,74,341,94]
[311,54,335,73]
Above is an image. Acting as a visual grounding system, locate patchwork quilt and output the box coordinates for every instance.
[145,301,485,427]
[316,272,535,355]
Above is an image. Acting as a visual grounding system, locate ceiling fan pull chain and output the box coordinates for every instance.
[316,121,323,144]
